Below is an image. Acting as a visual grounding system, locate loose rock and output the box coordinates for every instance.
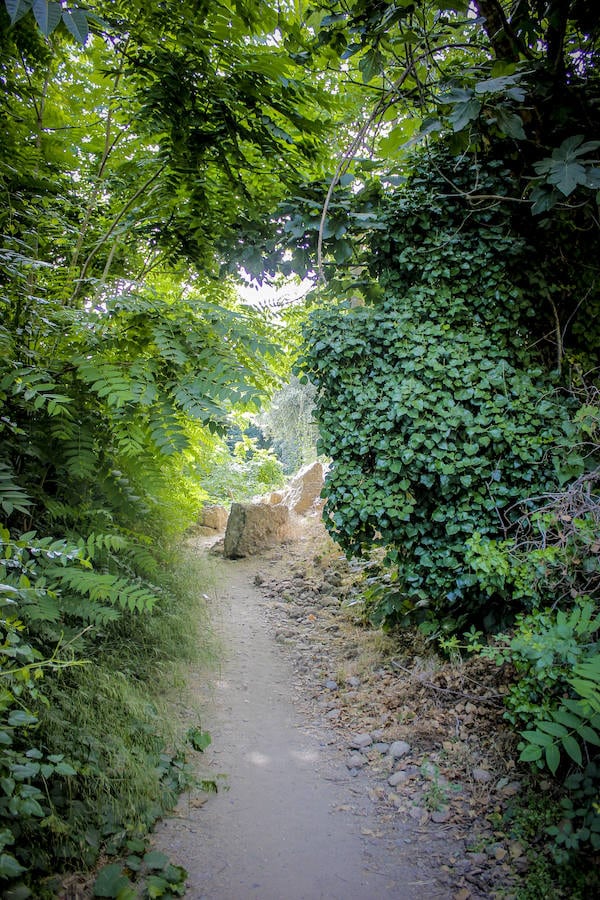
[389,740,411,759]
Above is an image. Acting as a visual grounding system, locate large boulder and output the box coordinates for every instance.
[224,502,291,558]
[283,461,324,515]
[199,504,229,531]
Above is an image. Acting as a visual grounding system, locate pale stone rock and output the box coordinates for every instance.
[223,502,291,558]
[200,505,229,531]
[283,462,324,515]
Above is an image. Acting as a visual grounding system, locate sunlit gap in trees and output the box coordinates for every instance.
[237,268,314,313]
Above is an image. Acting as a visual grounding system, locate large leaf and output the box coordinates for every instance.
[4,0,32,24]
[32,0,61,34]
[61,7,89,44]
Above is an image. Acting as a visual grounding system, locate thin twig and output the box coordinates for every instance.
[389,660,504,705]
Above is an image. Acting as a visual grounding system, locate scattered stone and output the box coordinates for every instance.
[466,853,488,866]
[373,742,390,754]
[486,843,507,861]
[349,733,373,750]
[409,806,428,823]
[346,675,361,688]
[500,780,522,797]
[388,771,411,787]
[346,752,366,769]
[389,740,411,759]
[431,808,451,824]
[508,841,524,860]
[472,767,493,783]
[324,679,338,691]
[325,708,341,720]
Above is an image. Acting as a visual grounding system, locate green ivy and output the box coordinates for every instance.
[300,156,585,630]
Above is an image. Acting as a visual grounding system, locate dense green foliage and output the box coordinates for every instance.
[302,154,597,627]
[297,0,600,878]
[0,1,335,892]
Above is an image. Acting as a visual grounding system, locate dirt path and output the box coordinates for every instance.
[152,539,454,899]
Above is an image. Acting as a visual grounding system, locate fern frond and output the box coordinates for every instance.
[60,598,121,625]
[75,359,136,409]
[46,566,159,614]
[0,462,33,515]
[80,532,129,559]
[1,366,73,417]
[59,431,98,480]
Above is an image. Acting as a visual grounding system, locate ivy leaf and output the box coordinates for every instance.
[494,109,526,141]
[449,99,481,132]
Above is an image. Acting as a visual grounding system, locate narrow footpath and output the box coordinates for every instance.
[152,545,452,900]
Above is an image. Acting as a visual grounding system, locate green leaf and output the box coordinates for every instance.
[537,719,567,738]
[449,99,481,132]
[545,742,560,775]
[61,7,89,44]
[186,727,211,752]
[143,850,170,871]
[519,744,542,762]
[93,864,132,898]
[521,729,553,747]
[4,0,32,24]
[0,852,27,879]
[32,0,61,34]
[7,710,38,727]
[494,109,526,141]
[578,725,600,746]
[560,733,583,766]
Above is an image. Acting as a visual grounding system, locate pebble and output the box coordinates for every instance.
[431,808,451,824]
[388,771,411,787]
[472,767,493,783]
[349,733,373,750]
[500,780,522,797]
[508,841,524,859]
[486,843,507,861]
[346,752,366,769]
[389,740,411,759]
[346,675,361,687]
[373,742,389,754]
[325,708,341,720]
[324,679,338,690]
